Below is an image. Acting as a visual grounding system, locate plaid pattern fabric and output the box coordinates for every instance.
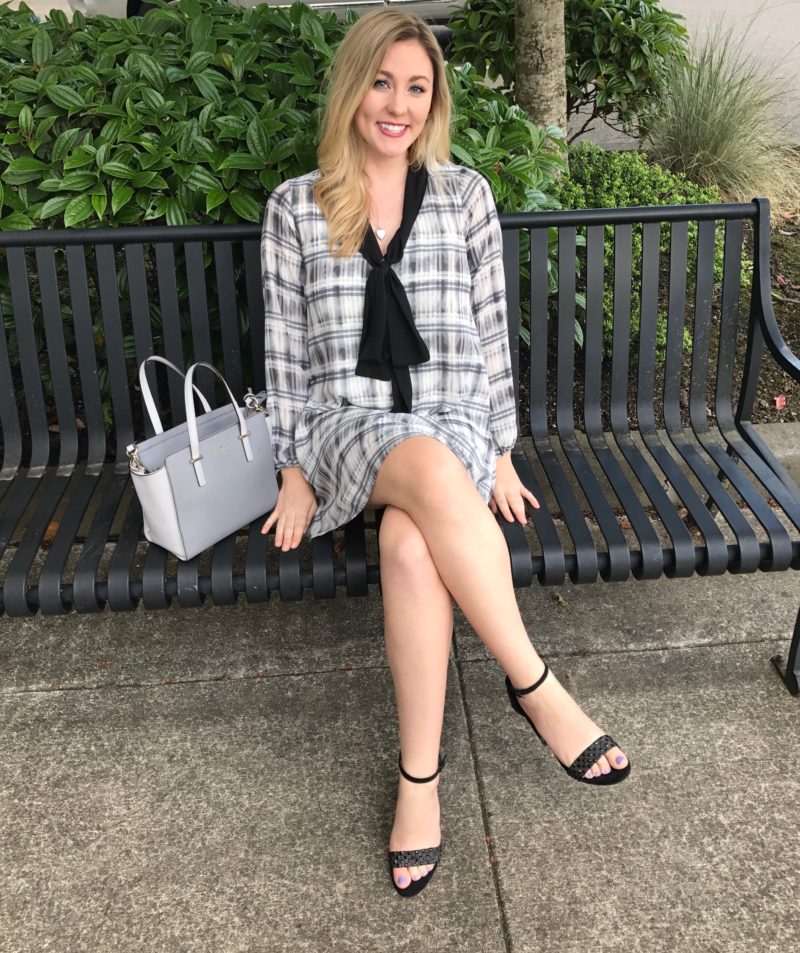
[261,162,518,538]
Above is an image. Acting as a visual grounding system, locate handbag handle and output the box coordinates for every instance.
[183,362,254,487]
[138,356,212,435]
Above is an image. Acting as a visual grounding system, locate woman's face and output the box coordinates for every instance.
[354,39,434,166]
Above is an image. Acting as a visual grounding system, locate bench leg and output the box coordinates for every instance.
[771,603,800,695]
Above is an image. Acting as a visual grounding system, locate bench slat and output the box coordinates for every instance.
[8,248,50,474]
[66,246,107,472]
[72,471,130,613]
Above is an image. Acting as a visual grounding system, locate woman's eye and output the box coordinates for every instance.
[373,79,427,94]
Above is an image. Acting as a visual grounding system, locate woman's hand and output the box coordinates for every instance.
[489,451,540,524]
[260,467,318,551]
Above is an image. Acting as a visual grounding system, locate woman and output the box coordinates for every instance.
[260,8,631,898]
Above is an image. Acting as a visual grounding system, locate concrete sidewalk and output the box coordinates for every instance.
[1,431,799,952]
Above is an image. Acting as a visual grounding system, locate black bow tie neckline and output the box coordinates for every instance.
[355,163,430,413]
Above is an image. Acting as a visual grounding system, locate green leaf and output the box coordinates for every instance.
[300,9,325,41]
[193,72,223,108]
[111,184,133,214]
[6,156,50,173]
[40,194,73,218]
[100,161,135,178]
[164,197,188,226]
[131,171,169,189]
[246,119,269,162]
[45,85,87,113]
[229,191,262,223]
[187,13,213,48]
[7,156,50,172]
[64,194,94,227]
[259,168,282,192]
[48,9,69,29]
[64,146,96,170]
[450,142,474,164]
[51,128,82,164]
[61,171,98,191]
[12,77,40,95]
[141,89,166,113]
[19,106,33,136]
[205,187,227,213]
[186,165,222,191]
[219,152,264,170]
[136,52,168,91]
[0,212,35,231]
[32,28,53,66]
[186,51,214,74]
[92,192,108,220]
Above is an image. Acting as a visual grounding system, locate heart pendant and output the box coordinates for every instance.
[375,227,386,240]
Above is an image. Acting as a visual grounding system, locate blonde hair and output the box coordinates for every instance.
[312,9,452,258]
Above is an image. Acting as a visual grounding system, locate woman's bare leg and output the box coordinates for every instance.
[377,504,452,890]
[368,437,629,780]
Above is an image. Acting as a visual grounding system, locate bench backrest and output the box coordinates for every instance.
[0,200,773,478]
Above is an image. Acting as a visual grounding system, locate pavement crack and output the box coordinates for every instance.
[454,654,514,953]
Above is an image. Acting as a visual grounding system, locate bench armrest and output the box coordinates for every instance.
[753,198,800,382]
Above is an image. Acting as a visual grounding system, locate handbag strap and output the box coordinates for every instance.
[138,356,212,435]
[184,362,254,487]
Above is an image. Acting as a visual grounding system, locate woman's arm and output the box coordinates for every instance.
[261,182,310,471]
[259,183,318,548]
[463,170,519,459]
[464,171,539,522]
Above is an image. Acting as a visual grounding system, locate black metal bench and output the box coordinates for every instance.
[1,199,799,693]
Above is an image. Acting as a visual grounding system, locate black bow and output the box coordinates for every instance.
[355,164,430,413]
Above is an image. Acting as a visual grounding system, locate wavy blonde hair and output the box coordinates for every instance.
[312,9,452,258]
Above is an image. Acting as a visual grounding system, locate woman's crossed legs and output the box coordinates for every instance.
[369,436,629,891]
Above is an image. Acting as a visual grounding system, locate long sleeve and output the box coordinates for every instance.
[261,183,309,471]
[463,171,518,456]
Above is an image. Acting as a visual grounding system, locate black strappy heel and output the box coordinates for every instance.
[388,749,445,897]
[506,662,631,785]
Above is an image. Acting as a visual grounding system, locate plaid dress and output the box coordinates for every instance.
[260,161,518,538]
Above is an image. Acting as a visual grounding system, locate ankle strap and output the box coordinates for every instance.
[509,661,549,697]
[398,749,446,783]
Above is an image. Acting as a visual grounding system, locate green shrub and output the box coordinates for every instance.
[551,142,730,362]
[641,20,800,215]
[0,0,565,230]
[447,0,689,143]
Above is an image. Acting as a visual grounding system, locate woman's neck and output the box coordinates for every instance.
[362,156,409,190]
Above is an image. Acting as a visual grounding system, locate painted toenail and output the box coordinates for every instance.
[411,874,420,881]
[398,876,408,886]
[602,767,611,774]
[616,755,625,765]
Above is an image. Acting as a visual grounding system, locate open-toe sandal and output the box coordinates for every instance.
[388,749,445,897]
[506,662,631,786]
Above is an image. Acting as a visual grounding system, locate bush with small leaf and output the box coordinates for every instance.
[447,0,689,143]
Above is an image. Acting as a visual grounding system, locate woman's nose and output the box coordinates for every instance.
[387,90,407,114]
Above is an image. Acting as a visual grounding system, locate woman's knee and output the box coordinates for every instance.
[378,505,437,580]
[371,436,468,509]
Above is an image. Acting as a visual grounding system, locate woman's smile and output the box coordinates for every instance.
[377,122,409,137]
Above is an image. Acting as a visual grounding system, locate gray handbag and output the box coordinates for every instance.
[126,357,279,561]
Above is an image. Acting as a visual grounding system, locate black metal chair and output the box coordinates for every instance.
[1,199,798,692]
